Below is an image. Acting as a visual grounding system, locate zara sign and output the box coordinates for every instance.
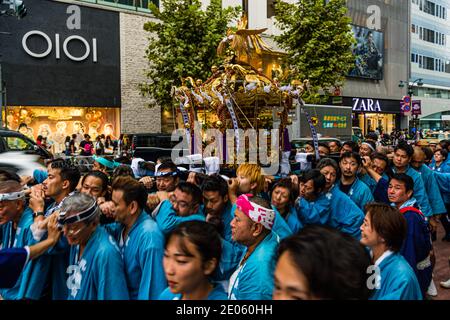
[352,98,382,112]
[22,30,97,62]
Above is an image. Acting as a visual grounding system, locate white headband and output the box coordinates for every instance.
[362,142,375,152]
[0,191,26,201]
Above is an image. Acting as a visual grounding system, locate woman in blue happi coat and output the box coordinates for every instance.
[360,203,422,300]
[58,193,129,300]
[159,221,227,300]
[270,178,302,239]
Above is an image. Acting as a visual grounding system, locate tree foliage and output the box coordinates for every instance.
[274,0,355,103]
[140,0,241,109]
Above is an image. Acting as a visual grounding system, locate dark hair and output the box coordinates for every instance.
[365,132,378,141]
[394,141,414,158]
[81,171,109,194]
[364,203,407,252]
[318,142,330,153]
[157,161,178,173]
[316,157,339,173]
[439,140,450,151]
[84,134,90,139]
[166,221,222,268]
[270,178,296,205]
[112,175,148,210]
[0,169,22,183]
[421,147,433,162]
[37,135,43,142]
[342,141,359,153]
[299,169,326,193]
[435,148,448,160]
[48,159,81,192]
[339,151,362,167]
[65,136,71,143]
[0,180,23,194]
[176,182,203,206]
[18,123,27,129]
[112,165,135,180]
[249,195,271,210]
[71,134,77,139]
[201,175,228,198]
[277,225,371,300]
[390,173,414,193]
[328,140,342,148]
[371,152,389,164]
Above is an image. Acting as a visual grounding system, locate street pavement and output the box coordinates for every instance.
[432,224,450,300]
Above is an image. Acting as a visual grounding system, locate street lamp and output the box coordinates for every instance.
[399,78,424,139]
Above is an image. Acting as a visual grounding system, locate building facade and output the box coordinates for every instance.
[411,0,450,130]
[0,0,160,143]
[218,0,410,137]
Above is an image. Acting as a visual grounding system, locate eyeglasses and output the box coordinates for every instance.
[169,195,192,210]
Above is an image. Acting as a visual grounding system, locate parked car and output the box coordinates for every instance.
[131,133,189,162]
[290,137,342,152]
[0,128,52,160]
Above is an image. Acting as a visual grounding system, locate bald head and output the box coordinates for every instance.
[411,147,426,170]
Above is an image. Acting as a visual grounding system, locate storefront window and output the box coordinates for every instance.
[3,106,120,155]
[357,113,396,134]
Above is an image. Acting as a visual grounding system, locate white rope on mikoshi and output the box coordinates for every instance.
[224,97,240,155]
[294,97,320,161]
[179,97,191,149]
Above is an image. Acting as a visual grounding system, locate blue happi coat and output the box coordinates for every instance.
[66,226,129,300]
[416,164,446,215]
[272,205,302,239]
[358,172,378,193]
[158,283,228,300]
[397,199,432,296]
[154,200,205,235]
[0,207,37,299]
[370,252,423,300]
[295,185,364,239]
[337,177,374,210]
[104,212,166,300]
[228,231,279,300]
[434,171,450,204]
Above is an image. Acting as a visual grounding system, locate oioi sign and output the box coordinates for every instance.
[22,30,98,62]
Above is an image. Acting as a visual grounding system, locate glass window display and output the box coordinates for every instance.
[4,107,120,155]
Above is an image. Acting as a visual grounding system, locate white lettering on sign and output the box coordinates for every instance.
[22,30,97,62]
[367,5,381,30]
[66,5,81,30]
[352,98,382,112]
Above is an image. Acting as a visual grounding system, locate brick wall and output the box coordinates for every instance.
[120,12,161,134]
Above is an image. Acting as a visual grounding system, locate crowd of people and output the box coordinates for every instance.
[1,131,450,300]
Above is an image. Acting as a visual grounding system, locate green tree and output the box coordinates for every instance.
[274,0,355,103]
[140,0,241,109]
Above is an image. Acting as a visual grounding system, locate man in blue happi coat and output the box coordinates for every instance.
[105,176,166,300]
[58,192,129,300]
[337,152,374,210]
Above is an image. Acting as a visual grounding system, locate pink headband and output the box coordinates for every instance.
[236,194,275,230]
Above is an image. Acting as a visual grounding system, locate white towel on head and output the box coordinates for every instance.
[204,156,220,175]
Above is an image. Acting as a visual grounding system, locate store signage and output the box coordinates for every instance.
[412,100,422,116]
[352,98,382,112]
[22,30,97,62]
[323,115,347,129]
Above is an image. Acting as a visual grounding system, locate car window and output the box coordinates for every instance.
[136,135,183,149]
[5,136,34,151]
